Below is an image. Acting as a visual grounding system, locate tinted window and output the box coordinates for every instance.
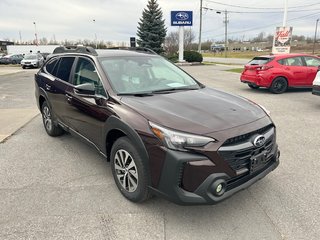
[248,57,273,65]
[73,57,106,96]
[304,56,320,67]
[56,57,75,82]
[45,58,59,75]
[278,57,303,66]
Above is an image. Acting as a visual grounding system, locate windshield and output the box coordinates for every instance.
[24,55,37,60]
[99,56,201,94]
[248,57,273,65]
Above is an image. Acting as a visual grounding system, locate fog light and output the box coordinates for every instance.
[216,184,223,193]
[212,179,226,196]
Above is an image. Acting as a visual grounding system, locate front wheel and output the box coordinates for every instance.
[111,137,151,202]
[270,77,288,94]
[41,101,64,136]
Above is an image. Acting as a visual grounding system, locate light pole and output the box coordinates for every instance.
[93,19,98,49]
[33,22,38,45]
[198,0,203,53]
[313,19,319,54]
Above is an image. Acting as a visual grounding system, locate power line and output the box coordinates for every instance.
[203,6,320,14]
[204,0,320,10]
[205,12,320,38]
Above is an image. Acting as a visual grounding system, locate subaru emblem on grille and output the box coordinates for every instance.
[253,135,266,147]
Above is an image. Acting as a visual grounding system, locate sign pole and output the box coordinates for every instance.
[178,26,184,62]
[171,11,193,62]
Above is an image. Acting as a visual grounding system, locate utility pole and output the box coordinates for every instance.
[283,0,288,27]
[313,19,319,54]
[198,0,203,53]
[223,10,228,58]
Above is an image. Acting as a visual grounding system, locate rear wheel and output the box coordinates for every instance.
[12,60,17,64]
[111,137,151,202]
[248,83,260,89]
[41,101,64,136]
[270,77,288,94]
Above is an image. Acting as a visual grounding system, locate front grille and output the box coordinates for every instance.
[223,124,273,146]
[218,126,275,174]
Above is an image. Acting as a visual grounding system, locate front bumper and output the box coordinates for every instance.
[150,124,279,205]
[150,148,279,205]
[21,62,38,67]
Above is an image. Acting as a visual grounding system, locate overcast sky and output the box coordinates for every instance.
[0,0,319,44]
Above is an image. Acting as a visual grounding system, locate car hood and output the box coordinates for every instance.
[120,87,266,134]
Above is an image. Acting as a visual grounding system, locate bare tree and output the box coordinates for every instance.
[164,29,196,55]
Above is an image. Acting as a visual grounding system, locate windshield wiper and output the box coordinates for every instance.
[117,87,200,96]
[117,92,153,97]
[151,87,199,94]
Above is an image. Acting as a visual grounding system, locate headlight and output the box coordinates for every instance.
[149,122,216,151]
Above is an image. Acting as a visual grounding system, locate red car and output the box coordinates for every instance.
[241,53,320,93]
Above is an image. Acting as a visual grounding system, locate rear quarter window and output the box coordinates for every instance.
[248,57,273,65]
[45,58,59,76]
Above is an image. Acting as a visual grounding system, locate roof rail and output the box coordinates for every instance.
[107,47,157,55]
[53,46,98,56]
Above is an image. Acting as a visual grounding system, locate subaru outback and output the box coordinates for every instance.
[35,46,280,205]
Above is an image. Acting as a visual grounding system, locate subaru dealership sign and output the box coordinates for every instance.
[171,11,193,26]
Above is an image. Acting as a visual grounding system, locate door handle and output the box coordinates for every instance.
[66,94,73,103]
[45,84,51,90]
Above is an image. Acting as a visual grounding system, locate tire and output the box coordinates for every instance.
[269,77,288,94]
[248,83,260,89]
[41,101,64,136]
[12,60,16,64]
[22,66,26,69]
[111,137,151,202]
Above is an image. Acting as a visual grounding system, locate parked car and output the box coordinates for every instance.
[0,54,24,64]
[21,53,44,69]
[35,46,280,205]
[39,52,50,61]
[241,53,320,93]
[312,66,320,96]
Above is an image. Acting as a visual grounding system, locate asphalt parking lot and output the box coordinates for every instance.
[0,65,319,240]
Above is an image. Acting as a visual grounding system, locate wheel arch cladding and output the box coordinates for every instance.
[104,116,149,164]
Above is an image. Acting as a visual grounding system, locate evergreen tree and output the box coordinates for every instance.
[137,0,167,54]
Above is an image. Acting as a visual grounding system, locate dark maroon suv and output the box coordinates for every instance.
[35,46,280,205]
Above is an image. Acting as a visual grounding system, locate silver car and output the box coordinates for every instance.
[21,53,44,68]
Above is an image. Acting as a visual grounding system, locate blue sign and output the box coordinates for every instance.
[171,11,193,26]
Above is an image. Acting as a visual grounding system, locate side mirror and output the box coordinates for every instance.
[74,83,95,96]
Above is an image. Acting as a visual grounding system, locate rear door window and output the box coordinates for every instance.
[248,57,273,65]
[55,57,75,82]
[278,57,304,66]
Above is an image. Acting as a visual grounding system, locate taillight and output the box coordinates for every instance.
[256,65,273,71]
